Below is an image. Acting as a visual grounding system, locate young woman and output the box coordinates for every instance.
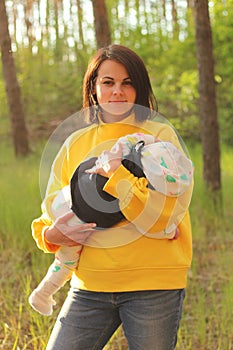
[31,44,193,350]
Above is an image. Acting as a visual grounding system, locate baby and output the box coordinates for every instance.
[29,133,194,316]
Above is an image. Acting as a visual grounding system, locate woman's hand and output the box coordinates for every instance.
[86,142,123,177]
[170,227,180,240]
[45,211,96,246]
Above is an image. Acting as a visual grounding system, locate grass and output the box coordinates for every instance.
[0,139,233,350]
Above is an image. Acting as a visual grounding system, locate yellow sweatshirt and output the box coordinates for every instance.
[32,114,193,292]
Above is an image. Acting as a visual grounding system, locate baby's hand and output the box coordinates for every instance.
[85,143,123,177]
[169,227,180,240]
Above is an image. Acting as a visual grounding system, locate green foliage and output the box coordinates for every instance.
[0,1,233,144]
[0,71,7,109]
[14,47,88,129]
[211,0,233,144]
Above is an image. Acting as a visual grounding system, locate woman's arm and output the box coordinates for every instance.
[32,140,96,253]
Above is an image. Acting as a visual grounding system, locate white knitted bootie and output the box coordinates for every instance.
[29,280,60,316]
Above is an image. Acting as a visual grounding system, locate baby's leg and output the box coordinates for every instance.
[29,245,82,316]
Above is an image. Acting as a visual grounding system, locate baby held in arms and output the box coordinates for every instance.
[29,132,194,316]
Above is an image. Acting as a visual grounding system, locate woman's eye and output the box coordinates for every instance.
[102,80,133,87]
[103,81,113,85]
[123,81,133,86]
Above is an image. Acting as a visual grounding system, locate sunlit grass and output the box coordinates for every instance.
[0,140,232,349]
[176,143,233,350]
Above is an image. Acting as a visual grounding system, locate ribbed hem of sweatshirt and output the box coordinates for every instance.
[71,266,189,292]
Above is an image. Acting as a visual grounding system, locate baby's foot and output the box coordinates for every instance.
[29,290,56,316]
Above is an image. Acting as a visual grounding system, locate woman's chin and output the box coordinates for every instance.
[100,103,134,120]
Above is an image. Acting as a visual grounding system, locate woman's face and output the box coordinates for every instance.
[94,59,136,123]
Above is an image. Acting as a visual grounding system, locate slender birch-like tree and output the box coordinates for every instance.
[0,0,30,156]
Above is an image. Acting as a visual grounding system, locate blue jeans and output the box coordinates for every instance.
[46,288,185,350]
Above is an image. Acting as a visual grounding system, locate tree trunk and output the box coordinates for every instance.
[193,0,221,192]
[0,0,30,157]
[77,0,85,49]
[171,0,179,39]
[91,0,111,49]
[24,0,34,53]
[187,0,191,8]
[54,0,63,61]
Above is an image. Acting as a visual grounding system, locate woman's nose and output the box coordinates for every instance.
[113,84,123,95]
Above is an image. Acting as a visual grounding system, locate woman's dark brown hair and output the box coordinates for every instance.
[82,44,158,122]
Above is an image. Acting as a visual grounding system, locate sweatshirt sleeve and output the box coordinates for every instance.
[31,141,70,253]
[103,125,194,237]
[104,165,193,237]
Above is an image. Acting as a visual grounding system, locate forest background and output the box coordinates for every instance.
[0,0,233,349]
[1,0,233,145]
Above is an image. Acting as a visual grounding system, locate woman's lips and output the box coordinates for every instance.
[109,100,127,103]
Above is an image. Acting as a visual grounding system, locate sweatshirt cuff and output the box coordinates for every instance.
[103,164,148,199]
